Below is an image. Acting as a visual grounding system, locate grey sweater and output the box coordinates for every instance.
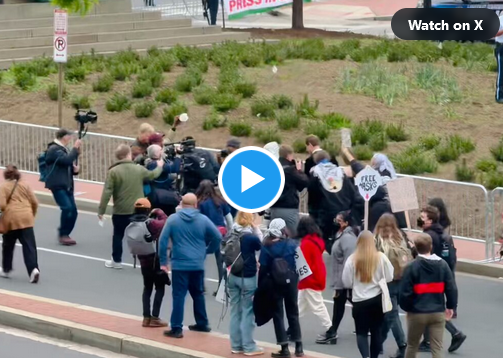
[330,227,357,290]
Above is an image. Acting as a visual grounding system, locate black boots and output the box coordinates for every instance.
[271,345,290,358]
[315,330,338,345]
[294,342,304,357]
[390,345,406,358]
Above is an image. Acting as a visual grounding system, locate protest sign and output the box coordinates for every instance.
[341,128,352,148]
[355,166,382,230]
[225,0,310,20]
[295,246,312,281]
[386,177,419,231]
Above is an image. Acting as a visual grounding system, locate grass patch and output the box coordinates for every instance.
[47,84,66,101]
[65,67,86,82]
[251,97,277,119]
[155,88,178,105]
[212,93,242,113]
[174,68,203,92]
[415,65,462,105]
[491,140,503,162]
[484,170,503,190]
[322,140,341,159]
[391,148,438,175]
[272,94,294,109]
[109,63,137,81]
[455,159,475,182]
[229,122,252,137]
[293,139,307,153]
[386,122,408,142]
[193,84,218,105]
[435,135,475,163]
[234,79,257,98]
[71,95,91,110]
[296,94,319,118]
[106,94,131,112]
[276,110,301,130]
[138,69,164,88]
[353,145,373,161]
[255,127,282,144]
[419,135,441,150]
[132,81,153,98]
[304,121,331,140]
[92,75,114,93]
[322,112,352,129]
[352,123,370,145]
[202,110,227,130]
[369,133,388,151]
[14,70,36,90]
[476,158,498,173]
[134,101,157,118]
[163,102,187,125]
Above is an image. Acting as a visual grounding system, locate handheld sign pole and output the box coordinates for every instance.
[53,9,68,128]
[354,166,382,231]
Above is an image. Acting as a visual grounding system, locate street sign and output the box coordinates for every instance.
[355,165,382,202]
[53,9,68,63]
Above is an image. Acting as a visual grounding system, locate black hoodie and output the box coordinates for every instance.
[424,223,445,259]
[400,255,457,314]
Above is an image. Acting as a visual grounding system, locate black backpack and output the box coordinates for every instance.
[440,232,457,271]
[263,243,295,285]
[183,150,217,182]
[222,229,245,275]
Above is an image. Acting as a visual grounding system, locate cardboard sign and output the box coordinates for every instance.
[341,128,352,148]
[295,247,312,281]
[386,177,419,213]
[355,166,382,201]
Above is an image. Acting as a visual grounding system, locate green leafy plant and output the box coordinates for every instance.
[14,70,36,90]
[106,94,131,112]
[304,121,331,140]
[229,122,252,137]
[386,122,409,142]
[202,110,227,131]
[353,145,373,161]
[455,159,475,182]
[435,143,460,163]
[174,69,202,92]
[138,69,164,88]
[391,148,438,175]
[163,102,187,125]
[71,95,91,110]
[255,127,282,144]
[193,84,218,105]
[352,123,370,145]
[92,75,114,92]
[272,94,294,109]
[419,135,441,150]
[155,53,176,72]
[322,112,352,129]
[276,110,300,130]
[484,170,503,189]
[293,139,307,153]
[251,98,277,119]
[109,63,137,81]
[134,101,157,118]
[65,66,86,82]
[476,159,498,173]
[234,80,257,98]
[155,88,178,105]
[491,140,503,162]
[322,140,341,159]
[296,94,319,118]
[449,134,475,154]
[132,81,153,98]
[47,84,66,101]
[240,46,263,67]
[369,133,388,151]
[212,93,242,113]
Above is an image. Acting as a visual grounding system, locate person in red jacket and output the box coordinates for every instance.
[296,216,334,343]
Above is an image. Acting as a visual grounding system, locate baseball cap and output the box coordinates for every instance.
[149,133,165,145]
[226,138,241,149]
[134,198,151,209]
[55,128,74,139]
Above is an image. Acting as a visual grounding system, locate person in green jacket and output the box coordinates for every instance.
[98,144,163,269]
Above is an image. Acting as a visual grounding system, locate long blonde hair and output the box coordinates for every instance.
[236,212,255,228]
[374,214,404,249]
[354,230,380,283]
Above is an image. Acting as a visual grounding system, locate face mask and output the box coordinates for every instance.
[417,217,425,228]
[333,222,341,233]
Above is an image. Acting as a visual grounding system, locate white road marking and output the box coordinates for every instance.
[0,325,135,358]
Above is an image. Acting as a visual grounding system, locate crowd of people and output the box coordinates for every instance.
[0,121,468,358]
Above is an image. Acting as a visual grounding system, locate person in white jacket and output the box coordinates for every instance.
[343,230,394,358]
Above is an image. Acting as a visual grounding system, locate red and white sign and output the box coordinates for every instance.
[53,9,68,63]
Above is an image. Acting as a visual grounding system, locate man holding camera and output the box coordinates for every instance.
[45,129,82,246]
[217,138,240,165]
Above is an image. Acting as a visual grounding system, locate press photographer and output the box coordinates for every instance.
[217,138,241,165]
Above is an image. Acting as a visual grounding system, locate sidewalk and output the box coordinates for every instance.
[0,289,340,358]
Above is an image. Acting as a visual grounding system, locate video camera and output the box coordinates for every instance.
[74,109,98,138]
[163,138,197,160]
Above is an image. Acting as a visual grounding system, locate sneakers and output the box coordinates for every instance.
[244,348,264,356]
[0,267,9,278]
[418,340,431,352]
[448,332,467,353]
[149,318,168,328]
[59,236,76,246]
[164,329,183,338]
[188,324,211,332]
[232,350,245,354]
[105,259,122,269]
[30,268,40,284]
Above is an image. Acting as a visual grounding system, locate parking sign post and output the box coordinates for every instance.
[53,9,68,128]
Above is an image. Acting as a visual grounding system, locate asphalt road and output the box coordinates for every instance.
[0,206,502,358]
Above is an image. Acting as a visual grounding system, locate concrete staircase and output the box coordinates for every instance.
[0,0,250,69]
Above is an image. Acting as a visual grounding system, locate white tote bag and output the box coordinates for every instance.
[378,262,393,313]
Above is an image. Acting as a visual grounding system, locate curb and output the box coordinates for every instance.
[456,259,503,278]
[34,191,113,215]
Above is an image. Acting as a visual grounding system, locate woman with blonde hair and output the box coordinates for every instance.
[342,230,394,358]
[374,214,411,358]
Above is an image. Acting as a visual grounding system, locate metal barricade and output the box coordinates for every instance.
[490,187,503,262]
[131,0,206,18]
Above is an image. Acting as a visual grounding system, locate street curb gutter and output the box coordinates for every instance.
[0,306,216,358]
[456,259,503,278]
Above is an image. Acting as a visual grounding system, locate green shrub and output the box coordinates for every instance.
[212,93,241,113]
[65,66,86,82]
[92,75,114,92]
[352,123,370,145]
[155,88,178,105]
[415,65,462,105]
[251,98,277,119]
[138,69,164,88]
[234,80,257,98]
[322,140,341,159]
[163,102,187,125]
[491,141,503,162]
[47,84,66,101]
[419,135,441,150]
[391,149,438,175]
[111,49,140,65]
[174,69,202,92]
[109,63,137,81]
[449,134,475,154]
[188,59,209,73]
[193,84,217,105]
[455,159,475,182]
[203,110,227,131]
[293,139,307,153]
[276,110,300,130]
[304,121,330,140]
[435,143,460,163]
[272,94,294,109]
[71,95,91,110]
[369,133,388,151]
[134,101,157,118]
[387,42,413,62]
[229,122,252,137]
[296,94,319,118]
[476,158,498,173]
[240,46,263,67]
[255,127,282,144]
[155,53,176,72]
[322,112,352,129]
[147,46,162,57]
[353,145,373,161]
[171,45,193,67]
[386,122,408,142]
[132,81,153,98]
[14,70,36,90]
[484,170,503,189]
[364,119,385,134]
[106,94,131,112]
[0,71,3,84]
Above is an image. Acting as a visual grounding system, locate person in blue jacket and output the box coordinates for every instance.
[159,193,221,339]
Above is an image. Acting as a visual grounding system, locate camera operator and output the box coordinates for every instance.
[178,136,220,195]
[144,144,182,216]
[217,138,241,165]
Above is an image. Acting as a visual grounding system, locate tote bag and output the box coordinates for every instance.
[378,260,393,313]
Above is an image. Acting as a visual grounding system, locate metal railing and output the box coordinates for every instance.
[131,0,207,18]
[0,119,498,260]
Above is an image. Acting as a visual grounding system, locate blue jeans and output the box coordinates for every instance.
[382,281,407,348]
[171,270,208,331]
[51,189,78,238]
[228,274,258,353]
[111,214,131,263]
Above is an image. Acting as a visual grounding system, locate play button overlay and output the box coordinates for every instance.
[219,146,285,213]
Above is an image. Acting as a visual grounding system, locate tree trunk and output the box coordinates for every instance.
[292,0,304,29]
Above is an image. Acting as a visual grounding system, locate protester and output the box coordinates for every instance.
[428,198,456,270]
[270,145,309,238]
[370,153,397,184]
[257,219,303,357]
[342,230,394,358]
[374,214,411,358]
[494,12,503,103]
[264,142,280,159]
[126,198,168,328]
[308,151,356,253]
[400,233,458,358]
[207,0,219,25]
[195,179,233,293]
[159,193,221,339]
[44,128,81,246]
[148,133,165,147]
[218,138,241,165]
[0,165,40,283]
[317,210,357,345]
[227,212,263,356]
[132,119,180,163]
[98,145,163,269]
[296,216,333,343]
[145,144,181,216]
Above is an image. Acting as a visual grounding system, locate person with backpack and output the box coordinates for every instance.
[317,211,357,345]
[417,205,466,354]
[295,216,333,344]
[400,233,458,358]
[256,219,304,358]
[374,214,411,358]
[98,145,164,269]
[342,230,394,358]
[224,212,263,356]
[125,198,169,328]
[43,129,82,246]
